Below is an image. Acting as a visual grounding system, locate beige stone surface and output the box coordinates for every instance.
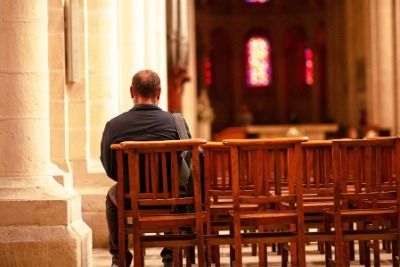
[83,211,109,248]
[88,73,115,99]
[68,101,87,128]
[79,187,112,248]
[0,23,48,72]
[89,101,115,126]
[48,34,66,69]
[49,71,66,99]
[0,0,47,21]
[0,220,91,267]
[68,129,87,159]
[0,119,50,174]
[87,11,114,34]
[48,7,64,33]
[0,73,49,116]
[50,101,66,128]
[48,0,65,9]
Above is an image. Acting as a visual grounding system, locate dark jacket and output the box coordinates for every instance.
[100,104,191,181]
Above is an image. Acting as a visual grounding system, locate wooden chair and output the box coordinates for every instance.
[300,141,334,248]
[224,137,308,267]
[202,142,257,267]
[112,139,207,267]
[323,137,400,267]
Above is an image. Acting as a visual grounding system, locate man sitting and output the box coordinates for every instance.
[100,69,191,267]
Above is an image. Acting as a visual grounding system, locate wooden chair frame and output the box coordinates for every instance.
[224,137,308,267]
[323,137,400,267]
[112,139,207,267]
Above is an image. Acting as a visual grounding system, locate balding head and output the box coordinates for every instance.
[130,70,161,101]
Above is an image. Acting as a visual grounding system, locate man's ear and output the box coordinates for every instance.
[130,86,134,98]
[156,88,161,100]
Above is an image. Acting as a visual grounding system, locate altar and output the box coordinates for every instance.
[245,124,339,140]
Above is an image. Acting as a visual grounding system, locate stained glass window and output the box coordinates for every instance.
[304,48,314,85]
[246,36,271,87]
[245,0,269,3]
[204,56,212,87]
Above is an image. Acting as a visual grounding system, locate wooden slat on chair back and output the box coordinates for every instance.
[301,140,333,197]
[332,137,399,209]
[224,137,308,212]
[120,139,206,213]
[202,142,255,201]
[202,142,232,197]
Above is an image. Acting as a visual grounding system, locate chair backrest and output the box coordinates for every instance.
[301,140,333,197]
[331,137,400,209]
[202,142,256,201]
[118,139,206,215]
[223,137,308,213]
[202,142,232,201]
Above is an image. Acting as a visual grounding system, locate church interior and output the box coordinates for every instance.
[1,0,400,266]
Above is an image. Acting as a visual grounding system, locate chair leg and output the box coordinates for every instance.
[282,245,289,267]
[189,246,196,264]
[252,244,257,256]
[232,215,242,267]
[324,241,332,267]
[214,245,221,267]
[363,241,371,267]
[358,222,366,265]
[392,238,399,267]
[323,215,332,267]
[258,242,267,267]
[333,219,346,267]
[373,240,380,267]
[133,237,143,267]
[290,241,297,267]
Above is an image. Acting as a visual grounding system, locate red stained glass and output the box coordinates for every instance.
[305,48,314,85]
[204,56,212,86]
[245,0,269,3]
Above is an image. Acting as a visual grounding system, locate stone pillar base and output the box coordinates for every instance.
[0,177,92,266]
[80,186,111,248]
[0,220,91,267]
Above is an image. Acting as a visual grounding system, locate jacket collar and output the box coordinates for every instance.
[130,104,161,111]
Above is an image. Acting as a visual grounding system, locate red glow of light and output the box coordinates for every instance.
[305,48,314,86]
[204,56,212,87]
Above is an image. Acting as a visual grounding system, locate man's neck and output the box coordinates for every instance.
[134,96,158,105]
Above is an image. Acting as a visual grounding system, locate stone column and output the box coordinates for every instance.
[394,0,400,134]
[367,0,396,131]
[182,0,198,135]
[78,0,169,248]
[0,0,91,266]
[73,0,119,249]
[131,0,168,109]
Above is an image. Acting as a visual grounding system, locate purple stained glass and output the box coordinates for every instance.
[246,36,271,87]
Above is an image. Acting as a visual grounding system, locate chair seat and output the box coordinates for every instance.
[138,213,206,231]
[280,201,333,213]
[211,203,258,212]
[230,210,298,225]
[304,201,333,213]
[324,208,397,222]
[304,196,333,202]
[361,199,397,208]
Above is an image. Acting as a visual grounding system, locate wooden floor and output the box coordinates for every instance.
[93,242,394,267]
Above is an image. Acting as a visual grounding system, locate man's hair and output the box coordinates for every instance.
[131,70,161,98]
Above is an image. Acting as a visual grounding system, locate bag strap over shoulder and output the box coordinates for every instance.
[171,113,189,140]
[171,112,193,197]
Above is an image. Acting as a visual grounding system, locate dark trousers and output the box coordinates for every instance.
[106,188,132,266]
[105,185,172,265]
